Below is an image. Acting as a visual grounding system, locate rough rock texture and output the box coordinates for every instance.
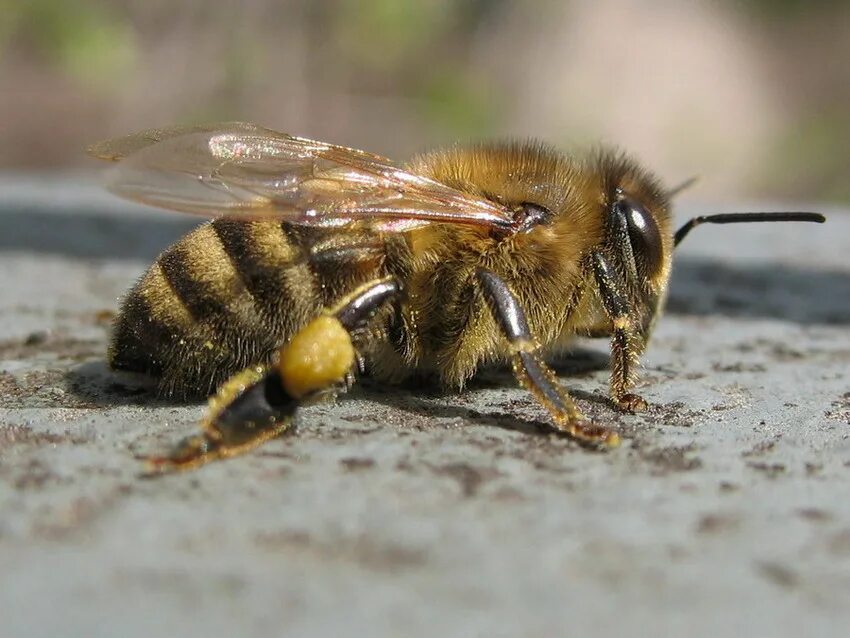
[1,176,849,637]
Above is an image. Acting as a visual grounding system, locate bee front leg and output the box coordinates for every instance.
[143,276,402,473]
[475,269,620,447]
[590,252,648,413]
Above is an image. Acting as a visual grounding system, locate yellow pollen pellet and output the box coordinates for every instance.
[278,316,355,399]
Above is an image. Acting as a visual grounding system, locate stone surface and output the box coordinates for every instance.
[1,175,849,637]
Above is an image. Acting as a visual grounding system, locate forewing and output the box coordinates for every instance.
[87,122,279,161]
[89,123,514,231]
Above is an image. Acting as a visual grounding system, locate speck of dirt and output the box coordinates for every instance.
[711,403,735,412]
[0,371,23,399]
[718,481,739,493]
[12,460,66,490]
[796,507,833,523]
[462,433,506,454]
[30,497,100,539]
[826,529,850,556]
[825,392,850,425]
[254,530,427,571]
[339,457,376,471]
[696,512,741,534]
[94,309,116,325]
[395,458,414,473]
[24,330,50,346]
[29,481,130,540]
[0,369,101,409]
[805,462,823,476]
[756,561,799,590]
[742,437,780,458]
[646,401,701,429]
[711,362,767,373]
[312,422,381,441]
[0,334,102,362]
[734,342,757,354]
[428,461,502,498]
[640,444,703,474]
[492,485,525,501]
[765,342,806,361]
[0,424,85,449]
[747,462,786,478]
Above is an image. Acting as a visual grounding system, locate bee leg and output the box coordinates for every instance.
[590,252,648,413]
[142,277,401,473]
[141,365,297,473]
[476,268,620,447]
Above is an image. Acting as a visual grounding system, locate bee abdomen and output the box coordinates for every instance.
[210,219,321,336]
[110,220,324,398]
[110,220,389,398]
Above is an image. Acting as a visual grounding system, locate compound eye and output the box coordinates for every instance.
[616,198,663,278]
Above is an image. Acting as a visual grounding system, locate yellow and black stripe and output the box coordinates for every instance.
[110,219,388,398]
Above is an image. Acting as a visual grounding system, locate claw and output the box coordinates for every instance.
[616,393,648,413]
[140,433,221,474]
[568,419,621,448]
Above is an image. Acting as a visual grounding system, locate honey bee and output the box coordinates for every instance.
[88,122,824,472]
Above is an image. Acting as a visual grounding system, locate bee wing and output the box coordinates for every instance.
[89,123,514,232]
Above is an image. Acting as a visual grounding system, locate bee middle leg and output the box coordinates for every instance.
[475,268,620,447]
[590,251,648,413]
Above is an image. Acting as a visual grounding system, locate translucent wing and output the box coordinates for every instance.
[88,122,514,232]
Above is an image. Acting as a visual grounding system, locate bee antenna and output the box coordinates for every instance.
[674,212,825,247]
[667,176,699,198]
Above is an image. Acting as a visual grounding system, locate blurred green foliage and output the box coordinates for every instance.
[333,0,453,72]
[763,108,850,202]
[327,0,501,137]
[732,0,849,20]
[418,71,499,138]
[0,0,846,202]
[1,0,135,87]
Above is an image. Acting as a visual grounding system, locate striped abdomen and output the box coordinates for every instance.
[110,219,387,398]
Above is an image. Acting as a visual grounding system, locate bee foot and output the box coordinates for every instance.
[137,434,221,475]
[568,420,621,448]
[617,393,648,413]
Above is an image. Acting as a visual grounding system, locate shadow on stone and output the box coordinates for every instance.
[347,371,617,443]
[65,359,194,408]
[667,258,849,325]
[0,209,198,261]
[3,211,847,325]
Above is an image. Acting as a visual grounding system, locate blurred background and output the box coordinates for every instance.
[1,0,848,203]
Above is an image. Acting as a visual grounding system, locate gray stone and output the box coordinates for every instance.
[1,175,849,637]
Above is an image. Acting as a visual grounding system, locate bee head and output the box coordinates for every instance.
[609,190,667,283]
[588,150,676,320]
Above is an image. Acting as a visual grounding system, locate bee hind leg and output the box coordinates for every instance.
[141,365,297,473]
[142,276,402,473]
[475,268,620,448]
[590,252,649,413]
